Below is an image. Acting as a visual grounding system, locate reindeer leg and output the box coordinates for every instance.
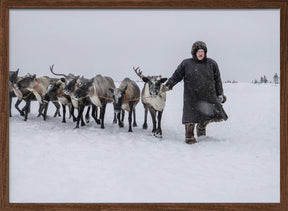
[80,108,86,127]
[117,112,124,128]
[133,108,137,127]
[70,104,77,122]
[95,106,100,124]
[155,111,163,138]
[143,103,148,129]
[75,111,81,129]
[148,107,157,134]
[23,100,31,121]
[62,104,66,123]
[53,102,61,117]
[9,94,12,117]
[52,102,57,117]
[85,105,91,123]
[15,99,24,116]
[80,115,85,127]
[128,105,133,132]
[100,102,107,129]
[91,105,100,124]
[57,102,61,117]
[121,109,125,122]
[43,102,49,121]
[75,105,85,129]
[68,104,71,119]
[68,104,72,119]
[113,111,117,124]
[37,103,43,117]
[24,111,28,121]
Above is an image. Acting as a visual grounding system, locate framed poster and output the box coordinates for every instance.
[1,0,287,210]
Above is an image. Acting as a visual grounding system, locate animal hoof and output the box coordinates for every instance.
[96,120,101,125]
[133,123,137,127]
[119,122,124,128]
[154,133,162,138]
[128,129,133,132]
[143,123,148,129]
[185,137,197,144]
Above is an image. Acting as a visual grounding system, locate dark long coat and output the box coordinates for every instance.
[166,57,228,124]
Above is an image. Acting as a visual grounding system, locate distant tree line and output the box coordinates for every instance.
[252,73,279,84]
[224,80,238,83]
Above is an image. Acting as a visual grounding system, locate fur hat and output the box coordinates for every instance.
[191,41,207,59]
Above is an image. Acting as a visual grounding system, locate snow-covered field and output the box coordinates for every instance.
[9,82,280,203]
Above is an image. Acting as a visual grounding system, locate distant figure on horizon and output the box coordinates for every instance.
[163,41,228,144]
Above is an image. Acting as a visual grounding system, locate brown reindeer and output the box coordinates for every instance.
[15,74,61,121]
[49,65,99,128]
[72,74,116,129]
[9,69,42,120]
[43,77,76,123]
[110,77,140,132]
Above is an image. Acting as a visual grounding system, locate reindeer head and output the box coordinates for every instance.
[72,77,94,100]
[142,76,167,97]
[49,64,78,95]
[9,68,19,87]
[109,86,128,113]
[16,73,36,90]
[43,81,63,103]
[63,74,80,95]
[133,66,167,97]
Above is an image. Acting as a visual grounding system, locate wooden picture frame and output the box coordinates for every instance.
[1,0,287,210]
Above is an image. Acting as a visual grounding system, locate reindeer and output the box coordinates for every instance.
[9,69,19,117]
[43,77,75,123]
[134,67,168,138]
[49,65,99,128]
[15,74,61,121]
[109,78,140,132]
[9,70,48,120]
[72,74,116,129]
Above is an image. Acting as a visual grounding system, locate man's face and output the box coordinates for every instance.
[196,49,205,60]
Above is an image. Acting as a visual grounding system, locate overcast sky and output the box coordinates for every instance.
[9,9,279,82]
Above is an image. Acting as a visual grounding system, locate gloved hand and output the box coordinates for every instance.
[161,85,171,92]
[218,94,227,103]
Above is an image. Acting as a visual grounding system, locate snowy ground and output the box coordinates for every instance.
[9,82,280,203]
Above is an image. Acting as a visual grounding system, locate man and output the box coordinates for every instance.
[163,41,228,144]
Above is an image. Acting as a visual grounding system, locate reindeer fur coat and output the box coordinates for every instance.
[166,57,228,124]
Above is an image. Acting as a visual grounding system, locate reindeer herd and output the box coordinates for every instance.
[9,66,168,138]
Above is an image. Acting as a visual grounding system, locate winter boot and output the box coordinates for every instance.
[185,123,197,144]
[196,121,210,137]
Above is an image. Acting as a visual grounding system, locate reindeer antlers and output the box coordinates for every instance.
[50,64,68,78]
[133,66,162,79]
[133,66,143,78]
[50,64,54,73]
